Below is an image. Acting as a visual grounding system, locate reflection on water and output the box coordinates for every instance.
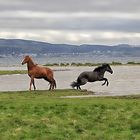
[0,66,140,96]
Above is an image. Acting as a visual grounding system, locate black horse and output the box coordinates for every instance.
[71,64,113,89]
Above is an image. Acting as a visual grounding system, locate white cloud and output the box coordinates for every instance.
[0,10,140,20]
[1,30,140,45]
[1,10,140,32]
[0,0,140,45]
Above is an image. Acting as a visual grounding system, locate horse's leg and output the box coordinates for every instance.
[49,82,52,90]
[104,78,109,86]
[77,85,80,90]
[106,79,109,86]
[29,80,32,91]
[102,80,106,86]
[48,79,55,90]
[52,81,55,90]
[51,79,56,90]
[44,77,51,90]
[32,79,36,90]
[100,78,109,86]
[48,78,56,90]
[78,86,81,90]
[29,77,34,91]
[76,86,79,90]
[77,78,87,90]
[76,84,81,90]
[49,80,55,90]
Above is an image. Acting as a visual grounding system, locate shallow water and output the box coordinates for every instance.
[0,66,140,96]
[1,55,140,67]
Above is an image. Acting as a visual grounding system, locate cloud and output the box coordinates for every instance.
[0,0,140,45]
[1,0,140,13]
[1,30,140,45]
[1,11,140,33]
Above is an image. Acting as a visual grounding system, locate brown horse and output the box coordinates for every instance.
[21,55,56,91]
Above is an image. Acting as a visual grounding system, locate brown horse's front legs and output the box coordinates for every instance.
[32,79,36,90]
[29,77,36,91]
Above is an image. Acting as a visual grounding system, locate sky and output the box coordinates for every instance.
[0,0,140,45]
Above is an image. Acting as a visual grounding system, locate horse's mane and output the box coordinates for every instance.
[93,65,104,72]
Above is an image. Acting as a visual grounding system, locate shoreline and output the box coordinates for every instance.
[0,64,140,70]
[0,66,140,96]
[0,89,140,98]
[0,65,140,75]
[1,60,140,68]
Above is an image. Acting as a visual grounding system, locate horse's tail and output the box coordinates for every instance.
[70,81,78,89]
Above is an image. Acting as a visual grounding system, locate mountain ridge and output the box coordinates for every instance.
[0,38,140,56]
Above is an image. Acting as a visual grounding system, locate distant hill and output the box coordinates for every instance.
[0,38,140,57]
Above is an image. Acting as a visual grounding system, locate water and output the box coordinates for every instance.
[1,53,140,66]
[0,54,140,95]
[0,66,140,96]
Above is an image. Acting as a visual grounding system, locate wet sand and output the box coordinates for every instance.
[0,66,140,96]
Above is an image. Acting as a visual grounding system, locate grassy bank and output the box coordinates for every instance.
[0,62,140,75]
[0,89,140,140]
[0,70,27,75]
[45,61,140,67]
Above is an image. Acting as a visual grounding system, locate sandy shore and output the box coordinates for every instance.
[0,65,140,96]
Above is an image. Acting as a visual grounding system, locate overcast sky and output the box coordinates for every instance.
[0,0,140,45]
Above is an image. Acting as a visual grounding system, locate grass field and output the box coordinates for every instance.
[0,70,27,75]
[0,89,140,140]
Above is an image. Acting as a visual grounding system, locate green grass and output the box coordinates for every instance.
[127,61,140,65]
[45,61,140,66]
[0,70,27,75]
[0,90,140,140]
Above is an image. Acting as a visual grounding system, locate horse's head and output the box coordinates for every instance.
[103,64,113,74]
[21,55,31,65]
